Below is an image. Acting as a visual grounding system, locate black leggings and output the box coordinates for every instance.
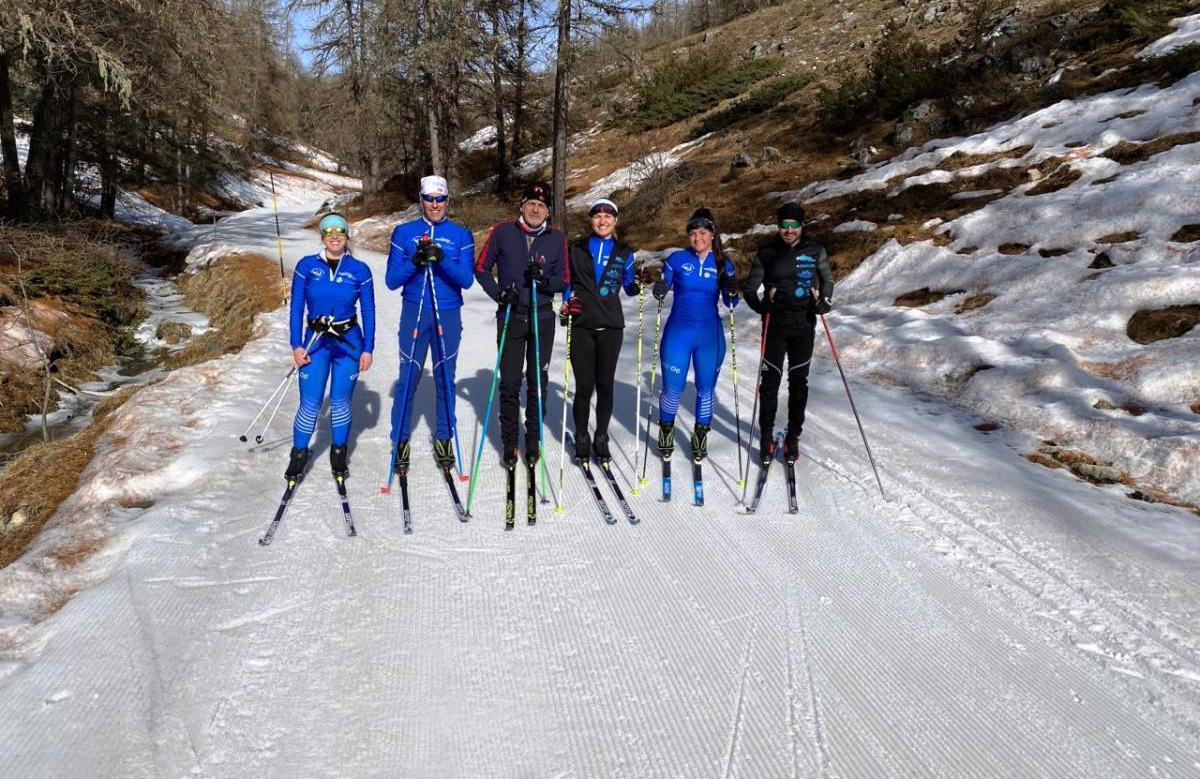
[758,318,815,439]
[498,313,556,447]
[570,327,623,436]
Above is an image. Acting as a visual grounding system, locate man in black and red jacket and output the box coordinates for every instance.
[475,181,570,465]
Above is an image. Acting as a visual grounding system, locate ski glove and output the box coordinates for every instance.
[814,295,833,315]
[559,297,582,326]
[524,262,545,287]
[637,265,657,285]
[720,272,740,298]
[413,237,444,267]
[498,284,520,306]
[652,280,668,301]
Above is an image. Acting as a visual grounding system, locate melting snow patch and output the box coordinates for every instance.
[1137,13,1200,59]
[833,219,878,233]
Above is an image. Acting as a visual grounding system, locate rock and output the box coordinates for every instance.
[156,321,192,344]
[903,99,936,123]
[952,94,976,110]
[748,42,764,59]
[892,124,916,146]
[1093,399,1116,410]
[842,11,858,25]
[703,30,717,44]
[5,508,28,529]
[924,4,947,22]
[928,116,949,135]
[1018,56,1050,76]
[760,146,781,162]
[990,11,1021,38]
[730,152,753,169]
[1073,463,1123,484]
[1050,10,1086,28]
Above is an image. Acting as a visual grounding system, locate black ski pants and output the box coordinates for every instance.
[498,312,555,449]
[570,326,623,437]
[757,316,815,441]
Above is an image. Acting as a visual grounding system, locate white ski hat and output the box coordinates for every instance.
[420,175,449,197]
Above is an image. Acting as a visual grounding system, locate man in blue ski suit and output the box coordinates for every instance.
[385,175,475,473]
[286,212,375,480]
[652,208,739,462]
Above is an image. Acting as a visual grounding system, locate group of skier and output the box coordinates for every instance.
[271,173,834,532]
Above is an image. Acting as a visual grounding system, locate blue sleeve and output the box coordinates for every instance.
[358,265,376,352]
[385,225,419,291]
[622,250,638,296]
[442,226,475,290]
[289,263,307,349]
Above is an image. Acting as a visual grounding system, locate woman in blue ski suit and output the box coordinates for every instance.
[652,208,739,462]
[285,213,375,480]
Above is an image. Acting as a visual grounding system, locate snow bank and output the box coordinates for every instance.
[1137,13,1200,59]
[775,68,1200,502]
[459,125,498,154]
[566,136,709,210]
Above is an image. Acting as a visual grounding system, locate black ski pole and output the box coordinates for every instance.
[820,314,885,499]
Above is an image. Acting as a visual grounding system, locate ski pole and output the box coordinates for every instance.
[239,329,320,443]
[728,305,744,487]
[630,283,645,493]
[254,370,296,445]
[556,310,573,513]
[270,171,288,303]
[638,295,665,486]
[820,314,885,499]
[466,302,513,516]
[530,274,550,504]
[424,263,469,481]
[740,312,771,502]
[382,269,431,493]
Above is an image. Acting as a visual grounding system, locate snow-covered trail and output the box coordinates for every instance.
[4,204,1200,778]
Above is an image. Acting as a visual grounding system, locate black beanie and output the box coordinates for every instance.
[777,202,806,225]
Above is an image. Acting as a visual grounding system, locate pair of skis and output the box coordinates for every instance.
[259,470,357,546]
[566,433,637,525]
[505,459,544,530]
[390,439,467,534]
[744,433,799,514]
[658,449,703,507]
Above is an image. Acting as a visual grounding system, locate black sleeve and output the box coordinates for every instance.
[742,251,768,315]
[815,245,834,300]
[539,232,569,295]
[475,269,502,302]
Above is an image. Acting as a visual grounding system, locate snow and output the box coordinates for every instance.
[770,69,1200,506]
[459,124,498,154]
[566,135,709,210]
[833,219,877,233]
[2,194,1200,775]
[1137,13,1200,59]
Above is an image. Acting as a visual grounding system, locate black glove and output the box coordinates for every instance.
[720,272,739,298]
[414,238,444,267]
[524,262,545,287]
[308,315,333,333]
[498,284,520,306]
[814,296,833,315]
[637,265,657,285]
[652,280,668,301]
[628,281,641,296]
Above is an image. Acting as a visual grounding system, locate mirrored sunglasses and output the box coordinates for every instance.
[321,226,348,237]
[779,219,802,229]
[422,194,448,203]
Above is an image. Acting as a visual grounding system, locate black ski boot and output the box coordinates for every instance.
[783,430,800,463]
[393,439,411,474]
[657,420,675,459]
[759,435,777,465]
[503,443,520,467]
[573,431,591,462]
[285,446,310,480]
[691,423,710,462]
[525,437,540,466]
[330,444,348,476]
[593,431,611,463]
[433,438,455,469]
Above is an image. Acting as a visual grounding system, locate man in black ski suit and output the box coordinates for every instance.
[742,202,834,464]
[474,181,569,466]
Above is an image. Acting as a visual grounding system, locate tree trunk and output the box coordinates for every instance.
[0,51,24,217]
[550,0,571,231]
[23,80,63,220]
[58,80,81,214]
[490,1,509,192]
[100,112,118,219]
[510,0,528,170]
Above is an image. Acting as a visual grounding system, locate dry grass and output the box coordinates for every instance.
[168,253,284,368]
[1126,305,1200,345]
[0,386,137,570]
[1170,224,1200,243]
[1101,132,1200,165]
[894,288,964,307]
[957,292,996,313]
[1096,231,1140,244]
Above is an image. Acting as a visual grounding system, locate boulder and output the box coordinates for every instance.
[156,321,192,344]
[730,152,753,169]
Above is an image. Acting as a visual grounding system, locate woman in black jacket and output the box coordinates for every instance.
[559,198,641,462]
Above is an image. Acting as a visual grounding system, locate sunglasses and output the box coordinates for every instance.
[321,226,348,237]
[779,220,802,229]
[422,194,448,203]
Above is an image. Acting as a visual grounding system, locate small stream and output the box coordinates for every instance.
[0,245,210,462]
